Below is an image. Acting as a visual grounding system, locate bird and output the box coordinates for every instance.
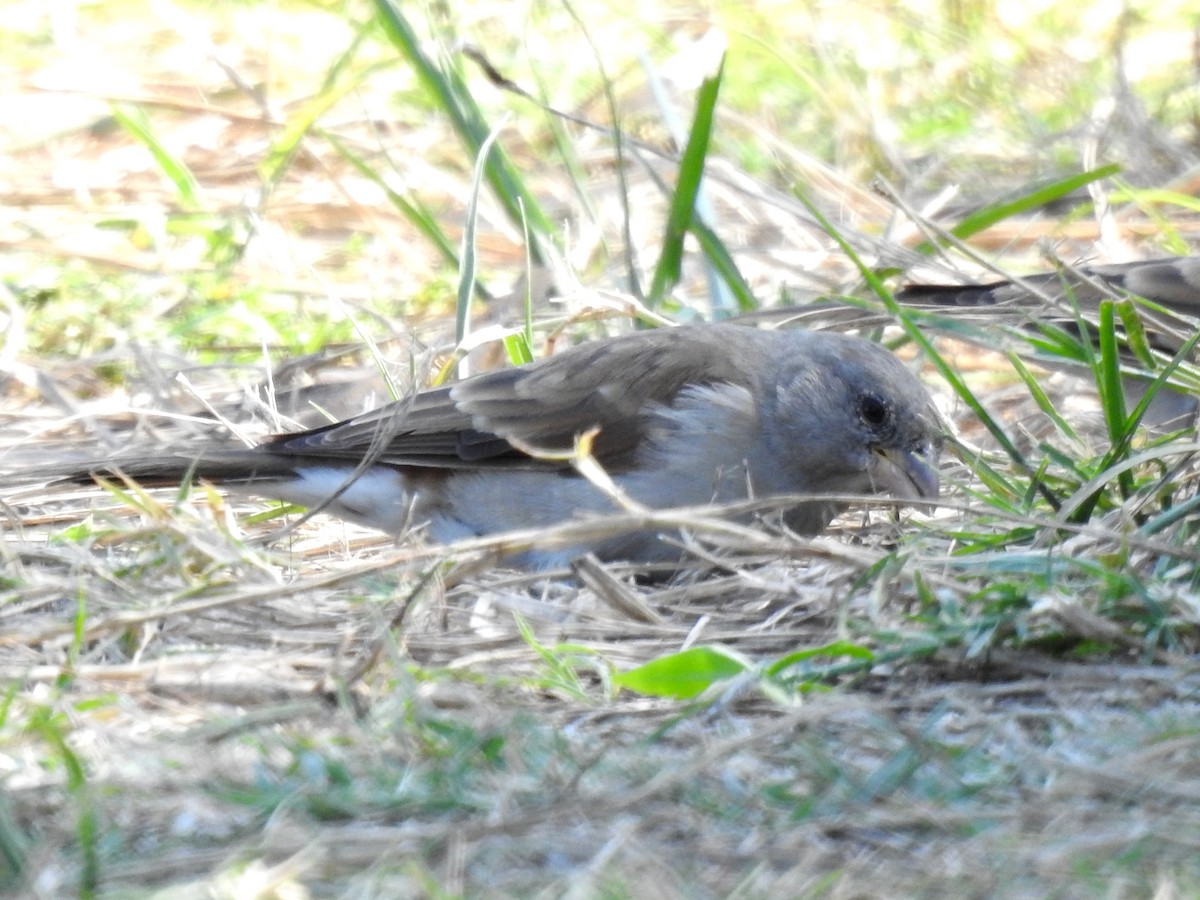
[44,324,942,571]
[896,256,1200,352]
[895,256,1200,430]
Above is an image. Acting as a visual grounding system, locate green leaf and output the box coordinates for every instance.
[765,640,875,678]
[502,331,534,365]
[614,645,750,699]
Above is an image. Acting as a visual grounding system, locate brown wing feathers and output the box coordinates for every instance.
[256,326,760,473]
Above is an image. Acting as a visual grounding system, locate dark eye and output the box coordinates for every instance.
[858,393,890,427]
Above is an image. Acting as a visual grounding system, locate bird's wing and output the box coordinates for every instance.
[263,325,764,472]
[1089,257,1200,316]
[897,257,1200,354]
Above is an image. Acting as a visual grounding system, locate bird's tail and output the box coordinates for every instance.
[3,449,302,492]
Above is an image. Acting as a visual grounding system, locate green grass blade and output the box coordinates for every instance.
[1095,301,1131,455]
[691,218,758,314]
[1114,298,1157,369]
[259,58,379,192]
[1008,351,1081,445]
[456,120,508,354]
[1094,330,1200,475]
[509,200,536,365]
[371,0,552,260]
[0,781,28,889]
[1109,183,1200,255]
[561,0,642,298]
[29,707,98,895]
[647,52,725,308]
[1060,300,1132,520]
[325,132,459,269]
[109,104,200,207]
[639,50,742,317]
[916,164,1121,252]
[1072,302,1200,522]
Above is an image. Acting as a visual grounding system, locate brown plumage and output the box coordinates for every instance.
[40,324,942,570]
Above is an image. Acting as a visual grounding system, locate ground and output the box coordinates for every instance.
[2,1,1199,897]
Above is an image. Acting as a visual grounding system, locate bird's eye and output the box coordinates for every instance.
[858,393,890,427]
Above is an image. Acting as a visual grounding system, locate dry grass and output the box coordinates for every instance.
[3,1,1200,896]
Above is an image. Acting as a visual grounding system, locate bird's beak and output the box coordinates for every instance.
[870,447,940,502]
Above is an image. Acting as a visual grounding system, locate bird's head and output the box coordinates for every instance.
[762,331,942,526]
